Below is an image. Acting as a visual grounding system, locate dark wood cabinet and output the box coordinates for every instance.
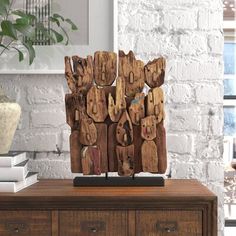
[0,180,217,236]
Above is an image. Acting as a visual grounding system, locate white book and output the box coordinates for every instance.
[0,172,38,193]
[0,152,27,167]
[0,160,29,181]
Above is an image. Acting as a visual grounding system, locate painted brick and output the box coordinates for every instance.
[168,83,194,104]
[167,134,194,154]
[169,107,201,131]
[196,84,223,104]
[163,10,197,30]
[30,108,66,128]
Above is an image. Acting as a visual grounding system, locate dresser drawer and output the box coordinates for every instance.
[136,210,202,236]
[0,211,51,236]
[59,210,128,236]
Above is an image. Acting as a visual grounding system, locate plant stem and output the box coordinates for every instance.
[5,0,15,21]
[0,39,14,56]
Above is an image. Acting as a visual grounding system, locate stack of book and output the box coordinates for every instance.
[0,152,38,193]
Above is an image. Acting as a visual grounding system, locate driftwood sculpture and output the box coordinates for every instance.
[65,50,167,176]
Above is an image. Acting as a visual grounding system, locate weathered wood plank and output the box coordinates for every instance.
[116,144,134,176]
[87,86,108,122]
[108,123,118,172]
[64,56,76,93]
[108,77,126,122]
[146,87,165,123]
[155,121,167,174]
[118,50,145,97]
[72,55,94,94]
[78,117,97,145]
[133,125,143,173]
[94,51,117,86]
[129,93,145,125]
[141,140,158,173]
[141,115,157,141]
[81,146,101,175]
[116,111,133,146]
[95,123,108,173]
[144,57,166,88]
[70,130,82,173]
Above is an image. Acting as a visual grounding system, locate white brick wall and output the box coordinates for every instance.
[0,0,224,235]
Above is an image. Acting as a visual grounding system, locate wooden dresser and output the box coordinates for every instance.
[0,179,217,236]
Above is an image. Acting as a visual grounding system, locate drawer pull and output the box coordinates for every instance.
[90,227,97,233]
[5,222,27,234]
[81,221,105,233]
[156,221,178,233]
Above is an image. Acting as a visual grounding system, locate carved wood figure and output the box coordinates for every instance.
[87,86,108,122]
[81,146,101,175]
[119,50,145,97]
[141,140,158,173]
[146,87,165,123]
[72,55,94,94]
[141,116,157,141]
[65,93,87,128]
[116,145,134,176]
[65,50,167,176]
[108,77,126,122]
[116,111,133,146]
[78,117,97,146]
[65,57,76,93]
[129,93,145,125]
[144,58,166,88]
[94,51,117,86]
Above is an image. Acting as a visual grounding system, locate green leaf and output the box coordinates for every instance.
[0,0,9,16]
[12,10,36,21]
[1,20,17,39]
[53,13,64,21]
[65,18,78,30]
[49,16,60,27]
[22,41,35,65]
[51,29,63,43]
[12,47,24,62]
[14,19,35,38]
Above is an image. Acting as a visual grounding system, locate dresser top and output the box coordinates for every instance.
[0,179,216,209]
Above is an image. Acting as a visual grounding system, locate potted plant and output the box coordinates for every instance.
[0,0,77,154]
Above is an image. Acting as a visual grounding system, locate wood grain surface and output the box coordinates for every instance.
[129,93,145,125]
[116,144,134,176]
[144,57,166,88]
[141,140,158,173]
[87,86,108,122]
[94,51,117,86]
[118,50,145,97]
[108,77,126,122]
[141,115,157,141]
[116,111,133,146]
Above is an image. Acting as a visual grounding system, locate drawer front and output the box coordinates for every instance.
[59,211,128,236]
[0,211,51,236]
[136,210,202,236]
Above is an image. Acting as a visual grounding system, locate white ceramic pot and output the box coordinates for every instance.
[0,89,21,154]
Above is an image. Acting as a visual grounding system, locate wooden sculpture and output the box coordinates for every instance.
[65,50,167,177]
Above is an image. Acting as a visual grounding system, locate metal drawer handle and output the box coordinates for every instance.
[156,221,178,233]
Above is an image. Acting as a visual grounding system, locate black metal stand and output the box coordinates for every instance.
[73,175,165,187]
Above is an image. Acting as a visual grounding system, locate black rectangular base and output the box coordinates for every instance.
[73,177,165,187]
